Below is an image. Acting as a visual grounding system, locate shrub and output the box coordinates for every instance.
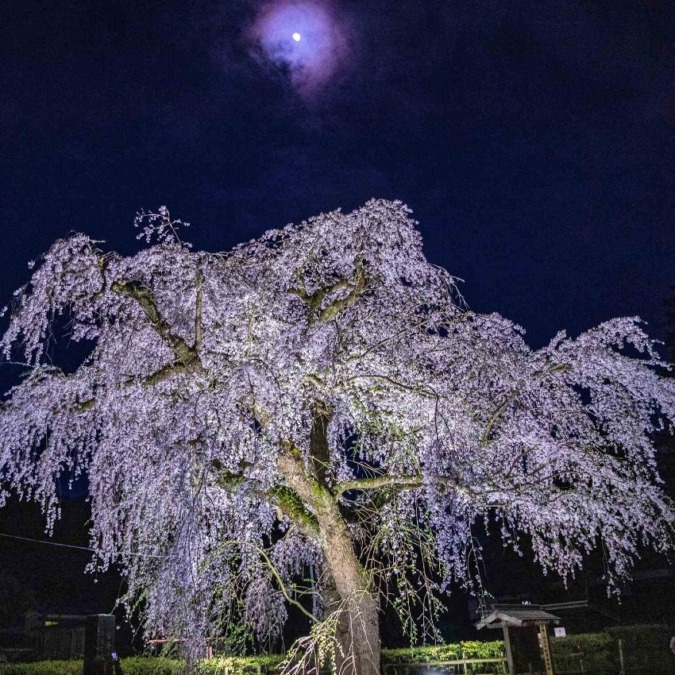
[382,641,507,674]
[381,640,504,665]
[198,655,284,673]
[551,632,615,674]
[606,624,675,675]
[121,657,186,674]
[0,662,83,675]
[9,628,675,675]
[551,625,675,675]
[0,643,504,675]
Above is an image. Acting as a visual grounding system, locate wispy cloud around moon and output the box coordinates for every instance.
[247,0,353,97]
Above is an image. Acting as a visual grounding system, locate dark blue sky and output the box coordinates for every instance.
[1,0,674,629]
[1,0,674,347]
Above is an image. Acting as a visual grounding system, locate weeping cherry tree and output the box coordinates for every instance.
[1,200,674,674]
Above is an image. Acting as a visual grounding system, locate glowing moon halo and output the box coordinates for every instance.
[248,0,354,97]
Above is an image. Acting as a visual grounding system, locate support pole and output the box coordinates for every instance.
[502,625,515,675]
[538,623,554,675]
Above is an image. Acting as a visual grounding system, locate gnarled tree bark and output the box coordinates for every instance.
[277,410,381,675]
[315,493,381,675]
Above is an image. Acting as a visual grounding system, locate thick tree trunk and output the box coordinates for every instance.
[277,446,381,675]
[316,500,381,675]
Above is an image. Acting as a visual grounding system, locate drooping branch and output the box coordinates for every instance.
[481,362,571,445]
[256,545,320,623]
[336,475,426,496]
[345,373,437,398]
[194,268,204,351]
[334,473,475,500]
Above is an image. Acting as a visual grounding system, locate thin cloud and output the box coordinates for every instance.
[245,0,355,99]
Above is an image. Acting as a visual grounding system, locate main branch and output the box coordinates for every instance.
[335,474,473,501]
[289,257,367,324]
[112,279,203,381]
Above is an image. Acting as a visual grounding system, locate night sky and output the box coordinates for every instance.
[1,0,674,348]
[1,0,675,633]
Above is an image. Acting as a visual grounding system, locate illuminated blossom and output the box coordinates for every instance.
[1,200,673,673]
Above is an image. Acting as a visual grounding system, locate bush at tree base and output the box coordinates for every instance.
[3,627,675,674]
[0,642,504,674]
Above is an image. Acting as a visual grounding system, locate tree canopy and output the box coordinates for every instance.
[1,200,673,674]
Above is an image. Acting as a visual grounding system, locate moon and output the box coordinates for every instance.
[247,1,353,97]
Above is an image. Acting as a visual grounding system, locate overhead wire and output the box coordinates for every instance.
[0,531,94,553]
[0,532,167,559]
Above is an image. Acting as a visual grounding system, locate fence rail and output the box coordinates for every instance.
[383,657,508,674]
[209,658,509,675]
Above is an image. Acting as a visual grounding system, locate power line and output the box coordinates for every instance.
[0,531,94,553]
[0,532,168,559]
[1,532,122,616]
